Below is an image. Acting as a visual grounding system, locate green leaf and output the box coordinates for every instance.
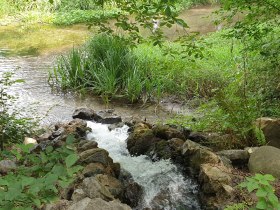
[21,176,35,187]
[256,198,267,209]
[263,174,275,182]
[65,154,79,168]
[0,178,9,186]
[247,181,258,192]
[46,146,53,154]
[256,188,267,197]
[267,192,278,203]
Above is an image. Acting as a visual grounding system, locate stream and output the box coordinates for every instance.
[0,5,223,209]
[87,122,201,210]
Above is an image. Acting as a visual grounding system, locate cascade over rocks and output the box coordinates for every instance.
[37,116,142,210]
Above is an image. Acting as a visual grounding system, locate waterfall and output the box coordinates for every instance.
[86,121,201,210]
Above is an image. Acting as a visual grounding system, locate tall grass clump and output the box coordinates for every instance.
[50,34,152,103]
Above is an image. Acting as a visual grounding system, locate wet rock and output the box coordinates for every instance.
[181,140,222,172]
[119,169,143,208]
[122,182,143,208]
[95,110,122,124]
[168,138,185,162]
[127,128,160,156]
[68,197,132,210]
[217,149,249,165]
[244,146,259,155]
[0,160,16,173]
[78,141,98,152]
[255,117,280,148]
[248,146,280,178]
[152,140,171,160]
[112,162,121,178]
[152,124,185,140]
[73,108,101,121]
[108,122,125,131]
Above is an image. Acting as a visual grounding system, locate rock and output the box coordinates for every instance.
[73,108,101,121]
[122,182,143,207]
[82,175,123,201]
[37,132,52,142]
[72,189,87,202]
[0,160,16,173]
[68,197,132,210]
[255,117,280,148]
[45,200,70,210]
[24,137,38,145]
[82,163,106,177]
[168,138,185,162]
[248,146,280,178]
[166,124,192,139]
[95,174,123,198]
[108,122,125,131]
[217,149,249,165]
[244,147,259,155]
[79,148,112,166]
[78,141,98,152]
[152,124,185,140]
[199,163,232,194]
[127,128,160,156]
[152,140,172,160]
[99,116,122,124]
[188,132,207,143]
[95,110,122,124]
[118,169,143,207]
[82,177,114,201]
[181,140,222,172]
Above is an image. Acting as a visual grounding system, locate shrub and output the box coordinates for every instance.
[0,135,82,209]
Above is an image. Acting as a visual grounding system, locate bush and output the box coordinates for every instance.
[0,135,82,209]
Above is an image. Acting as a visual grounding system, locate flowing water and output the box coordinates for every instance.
[87,122,201,210]
[0,6,222,209]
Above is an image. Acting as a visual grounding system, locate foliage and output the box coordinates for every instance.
[0,135,82,209]
[50,34,153,103]
[225,174,280,210]
[0,72,38,150]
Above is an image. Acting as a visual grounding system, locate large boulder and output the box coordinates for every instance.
[181,140,222,172]
[255,117,280,148]
[248,146,280,178]
[68,197,131,210]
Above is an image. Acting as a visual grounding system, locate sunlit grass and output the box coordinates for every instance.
[0,24,91,56]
